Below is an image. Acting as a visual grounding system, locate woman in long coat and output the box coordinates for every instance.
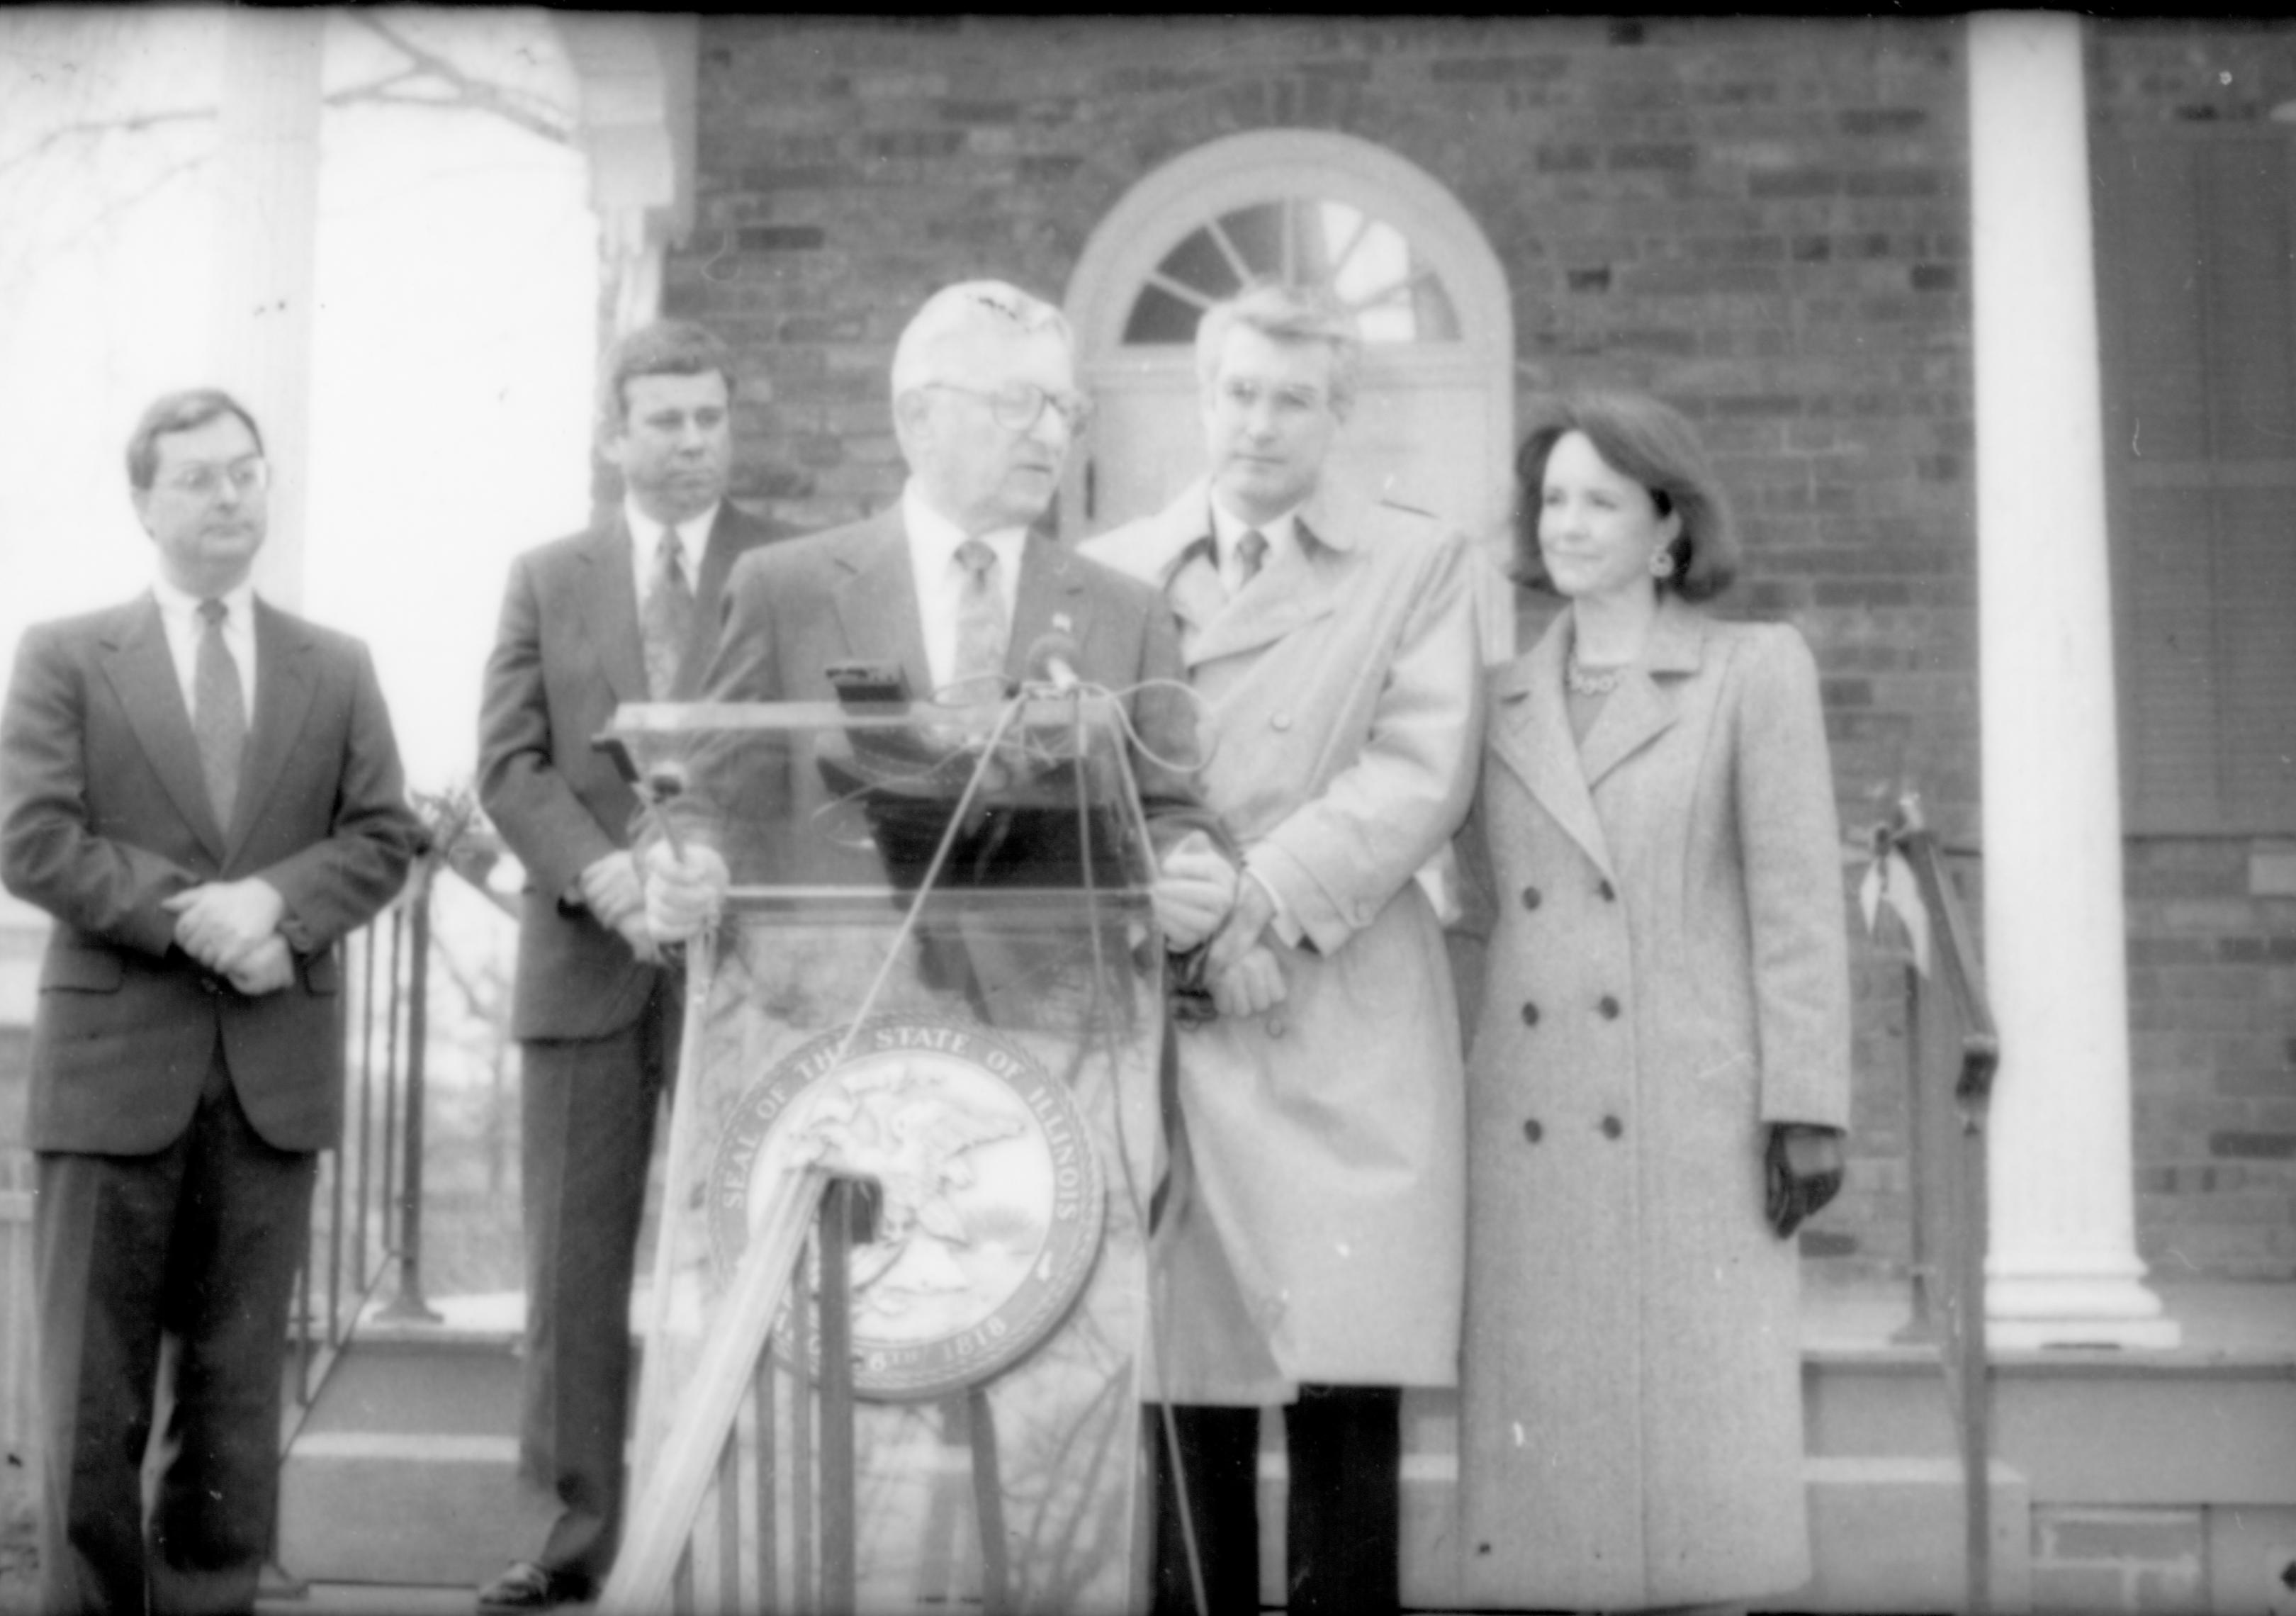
[1458,391,1852,1613]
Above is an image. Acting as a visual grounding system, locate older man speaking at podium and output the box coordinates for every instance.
[626,281,1235,1616]
[643,278,1231,951]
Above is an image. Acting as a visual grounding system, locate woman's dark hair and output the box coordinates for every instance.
[1512,391,1738,602]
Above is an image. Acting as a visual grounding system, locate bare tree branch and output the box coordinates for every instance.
[332,14,572,147]
[0,105,210,182]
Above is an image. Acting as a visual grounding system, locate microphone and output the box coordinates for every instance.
[642,762,692,858]
[1023,630,1083,692]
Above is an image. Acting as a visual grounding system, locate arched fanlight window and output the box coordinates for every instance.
[1069,131,1515,656]
[1120,198,1463,347]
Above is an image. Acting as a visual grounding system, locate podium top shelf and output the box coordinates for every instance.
[597,695,1164,897]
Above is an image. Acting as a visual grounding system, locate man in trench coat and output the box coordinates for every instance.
[1081,281,1483,1616]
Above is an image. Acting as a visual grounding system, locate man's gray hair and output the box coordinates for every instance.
[889,281,1072,397]
[1194,281,1363,410]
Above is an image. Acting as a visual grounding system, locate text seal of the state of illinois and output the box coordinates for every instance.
[704,1012,1107,1401]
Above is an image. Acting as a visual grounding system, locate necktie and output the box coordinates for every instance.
[1236,528,1268,591]
[950,538,1008,699]
[193,598,247,830]
[641,529,697,699]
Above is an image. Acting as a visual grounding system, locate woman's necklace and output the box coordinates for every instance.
[1565,651,1626,696]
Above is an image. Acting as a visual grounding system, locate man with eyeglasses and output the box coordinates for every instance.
[643,279,1234,948]
[1081,283,1484,1616]
[474,319,804,1614]
[1,388,420,1613]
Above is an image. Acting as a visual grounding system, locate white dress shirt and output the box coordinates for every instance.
[152,574,258,719]
[625,496,717,607]
[901,481,1025,699]
[1206,498,1302,598]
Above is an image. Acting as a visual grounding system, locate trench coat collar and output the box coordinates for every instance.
[1139,478,1355,668]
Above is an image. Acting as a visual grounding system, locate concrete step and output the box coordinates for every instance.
[276,1328,547,1591]
[273,1290,2296,1607]
[1805,1456,2033,1614]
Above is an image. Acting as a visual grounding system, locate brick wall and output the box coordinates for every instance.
[668,14,2292,1280]
[2089,19,2296,1285]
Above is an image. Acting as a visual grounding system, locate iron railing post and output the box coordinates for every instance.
[380,858,441,1323]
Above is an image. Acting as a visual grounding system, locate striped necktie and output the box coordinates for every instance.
[1236,527,1268,591]
[950,537,1008,699]
[641,529,697,699]
[193,597,247,829]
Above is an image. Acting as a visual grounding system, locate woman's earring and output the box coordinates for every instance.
[1648,544,1677,580]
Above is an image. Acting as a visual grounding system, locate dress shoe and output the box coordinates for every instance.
[476,1559,592,1612]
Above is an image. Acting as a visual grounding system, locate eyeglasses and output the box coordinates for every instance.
[155,458,271,500]
[923,381,1093,435]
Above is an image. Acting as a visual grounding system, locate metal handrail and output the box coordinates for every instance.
[283,812,517,1440]
[1872,793,1999,1616]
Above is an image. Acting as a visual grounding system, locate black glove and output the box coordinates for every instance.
[1765,1123,1846,1239]
[1166,939,1217,1028]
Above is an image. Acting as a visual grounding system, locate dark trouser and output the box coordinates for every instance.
[517,989,674,1588]
[35,1046,317,1616]
[1149,1386,1402,1616]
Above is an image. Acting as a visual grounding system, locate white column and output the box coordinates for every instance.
[206,9,325,610]
[1969,13,2176,1349]
[559,14,694,337]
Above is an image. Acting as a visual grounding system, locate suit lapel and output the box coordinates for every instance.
[682,504,764,696]
[1488,615,1616,881]
[1010,535,1094,679]
[831,510,932,688]
[580,518,648,705]
[226,601,317,863]
[100,597,228,858]
[1575,598,1702,790]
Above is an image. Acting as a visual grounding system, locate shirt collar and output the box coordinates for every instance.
[901,481,1027,575]
[1205,494,1301,570]
[152,571,257,624]
[624,495,716,574]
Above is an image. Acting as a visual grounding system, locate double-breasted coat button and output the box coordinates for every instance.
[1520,1001,1540,1027]
[1520,885,1541,910]
[1597,878,1616,902]
[1601,1115,1624,1140]
[1522,1119,1543,1143]
[1267,1015,1287,1038]
[1270,712,1293,731]
[1598,994,1621,1019]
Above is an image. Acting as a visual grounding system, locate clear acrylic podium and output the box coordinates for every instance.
[602,695,1167,1615]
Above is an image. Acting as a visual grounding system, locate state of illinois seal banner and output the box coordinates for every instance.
[704,1013,1108,1400]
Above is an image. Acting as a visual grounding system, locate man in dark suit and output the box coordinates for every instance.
[643,280,1234,944]
[474,320,801,1612]
[0,388,420,1615]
